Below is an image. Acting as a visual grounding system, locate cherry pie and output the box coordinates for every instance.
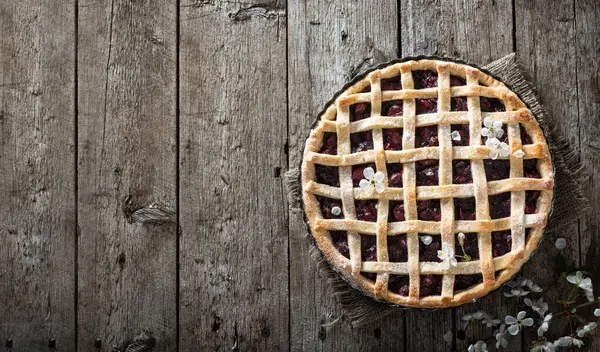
[301,58,554,308]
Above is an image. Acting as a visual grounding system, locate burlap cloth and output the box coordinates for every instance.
[286,53,591,327]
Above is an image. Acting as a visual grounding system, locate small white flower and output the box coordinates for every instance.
[495,324,508,349]
[437,242,458,269]
[525,279,543,293]
[443,331,453,345]
[537,314,553,336]
[482,117,505,139]
[457,232,466,245]
[594,308,600,317]
[524,297,549,316]
[530,340,556,352]
[573,338,584,348]
[555,238,567,250]
[331,206,342,216]
[567,271,595,302]
[577,322,597,337]
[513,149,525,158]
[553,336,573,347]
[451,130,461,142]
[482,314,501,328]
[486,137,510,160]
[359,167,385,194]
[468,341,487,352]
[505,311,534,336]
[420,235,433,246]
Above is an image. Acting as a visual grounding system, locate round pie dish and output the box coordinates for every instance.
[300,57,554,308]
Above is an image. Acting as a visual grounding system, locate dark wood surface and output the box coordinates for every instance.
[0,0,598,351]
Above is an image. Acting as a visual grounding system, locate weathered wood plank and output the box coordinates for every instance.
[77,0,177,350]
[0,1,76,351]
[178,1,289,350]
[287,1,401,351]
[400,0,514,350]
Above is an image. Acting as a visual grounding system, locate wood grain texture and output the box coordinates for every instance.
[77,0,177,350]
[178,1,289,350]
[287,1,401,351]
[399,0,514,350]
[0,1,76,351]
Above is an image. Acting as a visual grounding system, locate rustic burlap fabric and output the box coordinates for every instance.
[286,53,590,327]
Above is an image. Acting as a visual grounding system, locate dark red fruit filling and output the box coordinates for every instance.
[350,102,371,121]
[480,97,506,112]
[319,132,337,155]
[524,159,541,178]
[416,160,439,186]
[420,275,443,297]
[315,165,339,187]
[419,235,441,261]
[388,275,410,296]
[381,76,403,91]
[454,275,483,291]
[455,197,476,220]
[418,200,441,221]
[389,201,405,222]
[383,100,403,116]
[453,160,473,184]
[383,128,403,150]
[351,131,373,153]
[413,70,438,89]
[361,235,377,261]
[492,230,512,257]
[416,98,438,114]
[331,231,350,258]
[356,200,378,222]
[451,124,470,146]
[388,235,408,262]
[362,272,377,281]
[525,191,540,214]
[451,97,468,111]
[451,76,466,86]
[415,126,439,147]
[520,124,533,144]
[317,196,343,219]
[352,163,376,187]
[456,232,479,260]
[484,160,510,181]
[387,163,403,188]
[489,192,511,219]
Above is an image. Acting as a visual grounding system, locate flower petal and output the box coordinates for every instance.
[555,238,566,250]
[359,179,371,190]
[594,308,600,317]
[451,130,461,141]
[567,275,577,284]
[507,324,520,336]
[505,316,517,324]
[420,235,433,246]
[331,206,341,216]
[513,149,525,158]
[486,137,499,147]
[490,149,499,160]
[374,171,385,182]
[450,257,458,267]
[363,167,374,180]
[517,311,526,320]
[522,318,534,327]
[375,182,385,194]
[481,128,490,137]
[484,116,493,128]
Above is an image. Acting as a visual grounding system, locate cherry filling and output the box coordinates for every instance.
[420,275,443,297]
[455,232,479,260]
[413,70,438,89]
[492,230,512,257]
[319,132,337,155]
[389,201,405,222]
[484,160,510,181]
[416,160,439,186]
[381,76,403,91]
[452,97,468,112]
[417,200,441,221]
[524,159,541,178]
[331,231,350,258]
[453,160,473,184]
[520,124,533,144]
[415,126,439,147]
[388,275,410,296]
[387,163,404,188]
[480,97,506,112]
[451,124,470,146]
[416,98,438,114]
[525,191,540,214]
[362,272,377,282]
[315,165,339,187]
[455,197,476,220]
[350,102,371,121]
[351,131,373,153]
[388,235,408,262]
[352,163,376,186]
[489,192,511,219]
[383,128,403,150]
[454,275,483,291]
[316,196,343,219]
[361,235,377,261]
[355,200,378,222]
[419,235,441,261]
[383,100,404,116]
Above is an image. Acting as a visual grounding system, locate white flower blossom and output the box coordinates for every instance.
[555,238,566,250]
[463,311,485,321]
[514,149,525,158]
[567,271,595,302]
[573,338,585,348]
[525,297,549,317]
[504,277,540,297]
[331,206,341,216]
[482,117,505,139]
[443,331,453,345]
[486,137,510,160]
[577,322,597,337]
[437,242,458,269]
[457,232,466,245]
[530,340,556,352]
[468,341,487,352]
[505,311,534,336]
[359,167,385,194]
[495,324,508,349]
[553,336,573,347]
[594,308,600,317]
[482,314,501,328]
[420,235,433,246]
[538,314,553,337]
[451,130,461,142]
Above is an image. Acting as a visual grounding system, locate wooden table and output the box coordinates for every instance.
[1,0,598,351]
